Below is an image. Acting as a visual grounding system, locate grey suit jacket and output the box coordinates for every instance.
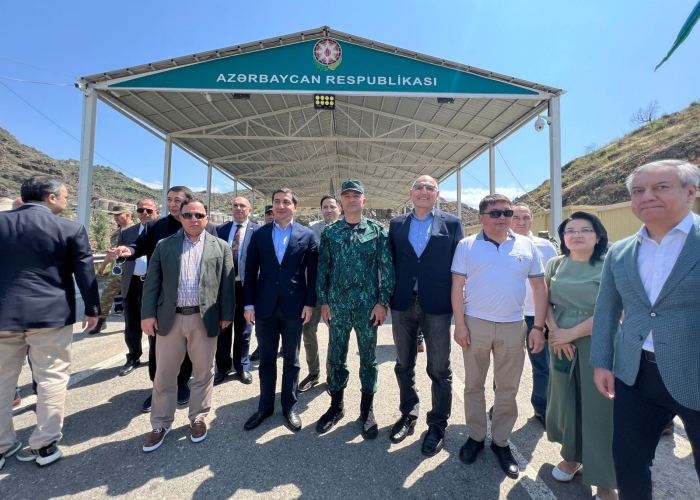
[118,223,143,298]
[591,213,700,410]
[141,230,235,338]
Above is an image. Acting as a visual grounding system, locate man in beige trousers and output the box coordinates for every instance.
[140,198,235,452]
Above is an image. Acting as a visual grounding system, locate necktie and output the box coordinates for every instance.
[231,224,242,276]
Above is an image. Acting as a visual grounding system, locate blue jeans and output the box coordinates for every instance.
[525,316,549,415]
[391,295,453,429]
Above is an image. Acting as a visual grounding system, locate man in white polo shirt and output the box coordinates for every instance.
[451,194,548,479]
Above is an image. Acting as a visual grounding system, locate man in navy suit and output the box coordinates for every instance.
[243,189,318,432]
[389,175,463,456]
[0,176,100,468]
[215,197,259,386]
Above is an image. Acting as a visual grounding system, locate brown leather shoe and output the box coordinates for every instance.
[190,417,207,443]
[142,427,170,452]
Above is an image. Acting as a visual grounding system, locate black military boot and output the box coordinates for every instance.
[316,390,345,434]
[360,392,378,440]
[88,318,106,335]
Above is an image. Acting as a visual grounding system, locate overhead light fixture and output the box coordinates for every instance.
[314,94,335,110]
[233,93,250,99]
[437,97,455,104]
[204,93,212,103]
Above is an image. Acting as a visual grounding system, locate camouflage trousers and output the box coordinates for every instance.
[327,306,378,394]
[98,273,122,320]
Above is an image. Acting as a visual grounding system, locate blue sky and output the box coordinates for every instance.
[1,1,698,207]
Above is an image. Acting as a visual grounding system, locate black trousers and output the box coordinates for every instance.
[123,276,144,362]
[148,333,192,387]
[613,353,700,500]
[215,281,251,375]
[256,302,302,413]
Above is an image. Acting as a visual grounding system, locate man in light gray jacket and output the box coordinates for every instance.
[591,159,700,500]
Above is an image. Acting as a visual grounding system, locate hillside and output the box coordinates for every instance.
[517,101,700,210]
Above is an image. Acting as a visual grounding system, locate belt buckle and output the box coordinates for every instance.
[139,275,146,281]
[643,350,657,363]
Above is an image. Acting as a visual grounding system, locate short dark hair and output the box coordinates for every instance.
[272,188,298,206]
[180,198,208,214]
[478,194,511,214]
[168,186,194,201]
[558,211,608,265]
[320,194,338,208]
[21,175,64,203]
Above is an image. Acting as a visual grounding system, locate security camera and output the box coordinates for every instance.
[534,115,552,132]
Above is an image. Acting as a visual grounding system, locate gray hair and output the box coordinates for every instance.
[625,159,700,192]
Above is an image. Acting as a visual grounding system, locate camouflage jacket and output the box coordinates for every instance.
[317,217,395,309]
[109,227,122,248]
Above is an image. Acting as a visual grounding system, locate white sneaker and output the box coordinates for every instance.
[16,441,62,466]
[0,441,22,470]
[552,463,583,482]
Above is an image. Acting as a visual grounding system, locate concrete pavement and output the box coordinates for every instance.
[2,317,698,499]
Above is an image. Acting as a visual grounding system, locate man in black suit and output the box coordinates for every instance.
[214,196,259,386]
[114,198,159,376]
[389,175,463,456]
[243,189,318,432]
[112,186,217,412]
[0,175,100,468]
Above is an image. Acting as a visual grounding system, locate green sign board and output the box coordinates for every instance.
[108,39,539,97]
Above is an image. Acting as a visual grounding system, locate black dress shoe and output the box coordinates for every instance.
[298,373,320,392]
[534,412,546,430]
[88,318,106,335]
[283,410,302,432]
[244,409,274,430]
[490,442,519,478]
[390,415,416,443]
[662,419,675,436]
[142,395,152,413]
[250,348,260,361]
[213,371,229,386]
[119,359,139,377]
[177,384,190,406]
[488,405,493,420]
[459,437,485,464]
[238,371,253,384]
[421,425,445,456]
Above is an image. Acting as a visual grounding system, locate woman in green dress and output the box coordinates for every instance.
[545,212,617,500]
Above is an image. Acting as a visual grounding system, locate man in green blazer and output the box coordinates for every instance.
[140,198,235,452]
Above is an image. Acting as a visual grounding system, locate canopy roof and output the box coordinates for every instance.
[80,27,563,208]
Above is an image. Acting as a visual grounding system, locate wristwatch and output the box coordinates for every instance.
[531,325,545,332]
[378,301,390,309]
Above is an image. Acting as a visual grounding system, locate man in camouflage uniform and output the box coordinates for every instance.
[315,180,395,439]
[90,205,133,334]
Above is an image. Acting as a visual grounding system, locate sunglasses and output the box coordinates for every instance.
[481,209,514,218]
[111,257,126,276]
[181,212,207,220]
[136,208,154,214]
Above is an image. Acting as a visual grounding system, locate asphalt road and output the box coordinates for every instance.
[2,316,698,500]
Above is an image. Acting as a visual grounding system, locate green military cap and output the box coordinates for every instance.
[108,204,131,214]
[341,180,364,194]
[264,205,273,213]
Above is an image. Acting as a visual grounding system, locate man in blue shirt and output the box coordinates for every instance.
[388,175,463,456]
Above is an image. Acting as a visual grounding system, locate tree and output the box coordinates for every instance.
[630,100,660,126]
[584,143,598,154]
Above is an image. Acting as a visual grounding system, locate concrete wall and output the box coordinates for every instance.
[464,195,700,243]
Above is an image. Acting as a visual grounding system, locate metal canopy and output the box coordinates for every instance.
[76,26,564,228]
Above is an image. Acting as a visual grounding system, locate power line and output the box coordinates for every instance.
[0,75,73,86]
[495,145,548,212]
[0,56,77,78]
[0,80,142,180]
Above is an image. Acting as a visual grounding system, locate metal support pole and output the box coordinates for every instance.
[77,89,97,231]
[206,161,213,211]
[548,96,563,240]
[436,182,441,211]
[456,167,462,221]
[162,135,172,213]
[488,142,496,195]
[251,189,255,212]
[234,179,238,197]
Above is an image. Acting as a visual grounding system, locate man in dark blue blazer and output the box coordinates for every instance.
[0,176,100,468]
[243,189,318,432]
[215,196,259,386]
[389,175,463,456]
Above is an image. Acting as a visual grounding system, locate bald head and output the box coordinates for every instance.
[410,175,439,216]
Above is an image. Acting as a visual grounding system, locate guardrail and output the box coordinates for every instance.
[94,252,107,266]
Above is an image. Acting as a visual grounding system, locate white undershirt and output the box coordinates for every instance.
[637,211,694,352]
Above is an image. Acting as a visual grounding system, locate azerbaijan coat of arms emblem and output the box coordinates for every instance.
[313,39,342,71]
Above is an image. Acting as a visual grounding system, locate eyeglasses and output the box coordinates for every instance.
[111,257,126,276]
[412,185,437,192]
[564,228,595,236]
[481,209,514,218]
[136,208,154,214]
[181,212,207,220]
[232,203,249,209]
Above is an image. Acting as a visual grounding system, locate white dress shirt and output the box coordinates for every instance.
[228,219,248,281]
[133,224,148,276]
[637,211,695,352]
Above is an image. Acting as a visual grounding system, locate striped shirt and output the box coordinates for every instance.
[177,230,205,307]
